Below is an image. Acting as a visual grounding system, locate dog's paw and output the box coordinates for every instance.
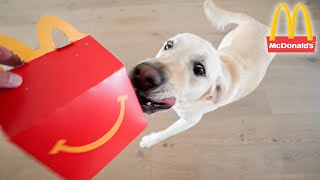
[140,133,160,148]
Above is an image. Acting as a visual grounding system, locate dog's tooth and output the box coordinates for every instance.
[147,102,152,106]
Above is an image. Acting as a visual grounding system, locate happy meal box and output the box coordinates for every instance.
[0,16,147,179]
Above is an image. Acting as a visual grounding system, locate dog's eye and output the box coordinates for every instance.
[193,63,206,76]
[164,41,174,50]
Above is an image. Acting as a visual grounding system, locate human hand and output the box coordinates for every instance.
[0,46,23,88]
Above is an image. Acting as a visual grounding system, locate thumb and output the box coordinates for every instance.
[0,71,23,88]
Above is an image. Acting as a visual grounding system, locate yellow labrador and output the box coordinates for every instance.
[130,0,276,148]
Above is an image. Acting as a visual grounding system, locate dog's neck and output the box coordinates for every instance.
[216,51,241,106]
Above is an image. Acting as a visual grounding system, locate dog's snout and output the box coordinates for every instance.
[133,63,164,91]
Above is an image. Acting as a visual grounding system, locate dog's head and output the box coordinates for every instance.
[130,33,224,114]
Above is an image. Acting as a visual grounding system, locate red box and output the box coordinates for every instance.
[0,16,146,179]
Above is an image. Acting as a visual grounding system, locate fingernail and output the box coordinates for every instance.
[0,46,12,60]
[0,47,5,59]
[7,72,23,88]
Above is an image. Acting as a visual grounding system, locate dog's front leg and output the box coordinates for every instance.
[140,114,202,148]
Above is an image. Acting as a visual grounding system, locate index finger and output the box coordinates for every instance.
[0,46,24,67]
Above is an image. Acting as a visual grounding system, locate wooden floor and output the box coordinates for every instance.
[1,0,320,179]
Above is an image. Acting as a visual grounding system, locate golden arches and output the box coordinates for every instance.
[269,4,314,41]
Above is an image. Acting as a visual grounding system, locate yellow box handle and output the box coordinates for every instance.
[0,16,88,62]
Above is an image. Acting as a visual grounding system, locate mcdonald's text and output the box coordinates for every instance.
[267,36,316,53]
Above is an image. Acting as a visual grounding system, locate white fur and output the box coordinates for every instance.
[139,0,276,148]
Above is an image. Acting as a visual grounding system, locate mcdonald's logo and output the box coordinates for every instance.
[267,4,317,53]
[49,95,128,155]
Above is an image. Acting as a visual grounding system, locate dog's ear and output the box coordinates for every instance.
[207,76,226,104]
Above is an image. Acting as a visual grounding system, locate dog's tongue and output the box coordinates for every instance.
[157,97,176,107]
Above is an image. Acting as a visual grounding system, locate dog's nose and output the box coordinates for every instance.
[132,63,164,91]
